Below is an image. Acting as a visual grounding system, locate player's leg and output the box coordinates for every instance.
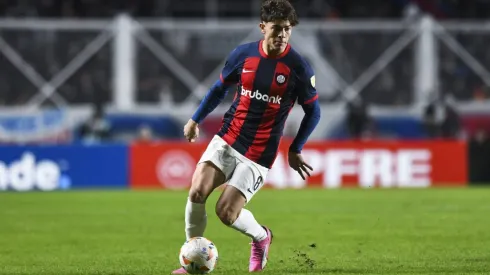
[215,162,273,272]
[185,161,225,239]
[174,135,236,274]
[172,162,226,275]
[215,181,267,241]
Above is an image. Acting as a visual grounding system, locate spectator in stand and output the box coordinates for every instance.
[439,94,461,138]
[79,105,111,143]
[468,128,490,184]
[345,95,371,139]
[423,93,461,139]
[134,124,154,144]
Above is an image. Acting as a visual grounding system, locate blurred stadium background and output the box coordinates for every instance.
[0,0,489,189]
[1,1,490,274]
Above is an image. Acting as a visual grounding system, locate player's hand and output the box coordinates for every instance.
[183,119,199,142]
[288,151,313,180]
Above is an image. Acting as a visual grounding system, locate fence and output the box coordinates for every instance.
[1,15,490,143]
[0,15,489,111]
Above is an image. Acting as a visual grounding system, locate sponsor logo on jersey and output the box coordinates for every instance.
[240,87,282,104]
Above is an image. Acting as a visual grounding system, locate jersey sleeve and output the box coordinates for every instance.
[295,58,318,106]
[219,47,242,84]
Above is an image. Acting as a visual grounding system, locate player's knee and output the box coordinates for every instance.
[215,202,239,226]
[188,187,207,204]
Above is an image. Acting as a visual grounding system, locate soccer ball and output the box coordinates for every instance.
[179,237,219,274]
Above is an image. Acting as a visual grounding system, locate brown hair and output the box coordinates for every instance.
[261,0,299,26]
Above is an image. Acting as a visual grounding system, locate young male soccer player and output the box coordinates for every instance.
[172,0,321,273]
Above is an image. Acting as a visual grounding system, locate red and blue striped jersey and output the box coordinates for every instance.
[216,40,318,169]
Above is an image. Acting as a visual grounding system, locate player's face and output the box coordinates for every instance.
[260,20,292,54]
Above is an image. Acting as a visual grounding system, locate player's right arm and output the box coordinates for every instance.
[183,47,242,142]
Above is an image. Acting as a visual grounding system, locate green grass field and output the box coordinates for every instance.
[1,188,489,275]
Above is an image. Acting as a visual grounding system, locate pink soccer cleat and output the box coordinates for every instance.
[249,226,273,272]
[171,267,187,274]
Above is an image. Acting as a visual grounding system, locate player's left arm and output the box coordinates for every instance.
[288,60,321,179]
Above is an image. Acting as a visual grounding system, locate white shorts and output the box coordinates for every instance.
[198,135,269,203]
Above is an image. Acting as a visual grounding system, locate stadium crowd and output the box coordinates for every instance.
[1,0,490,19]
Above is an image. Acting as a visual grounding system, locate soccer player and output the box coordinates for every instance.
[172,0,321,273]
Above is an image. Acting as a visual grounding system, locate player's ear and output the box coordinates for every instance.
[259,22,266,34]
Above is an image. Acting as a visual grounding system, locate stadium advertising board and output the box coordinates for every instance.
[130,140,467,189]
[0,145,128,191]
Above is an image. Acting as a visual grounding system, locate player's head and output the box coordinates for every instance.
[259,0,298,53]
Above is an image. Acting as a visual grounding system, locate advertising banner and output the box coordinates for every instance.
[129,140,467,189]
[0,144,128,191]
[130,143,207,189]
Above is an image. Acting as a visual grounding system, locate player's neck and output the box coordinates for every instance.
[261,40,286,58]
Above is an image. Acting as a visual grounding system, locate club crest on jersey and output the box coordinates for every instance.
[275,73,287,85]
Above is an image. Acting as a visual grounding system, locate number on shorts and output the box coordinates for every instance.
[253,176,263,191]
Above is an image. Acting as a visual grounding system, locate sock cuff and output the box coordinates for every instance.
[187,197,206,211]
[230,209,244,228]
